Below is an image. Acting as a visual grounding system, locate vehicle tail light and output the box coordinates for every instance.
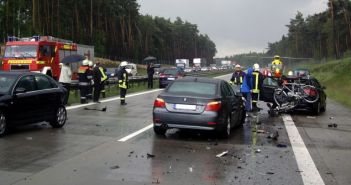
[304,88,317,96]
[159,74,165,78]
[207,122,217,125]
[153,118,161,123]
[154,98,166,108]
[205,101,221,111]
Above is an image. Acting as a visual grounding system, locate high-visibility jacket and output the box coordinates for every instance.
[230,71,246,85]
[78,66,90,86]
[252,71,263,94]
[117,68,128,89]
[99,67,108,82]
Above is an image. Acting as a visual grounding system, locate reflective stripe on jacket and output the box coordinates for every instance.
[99,67,108,82]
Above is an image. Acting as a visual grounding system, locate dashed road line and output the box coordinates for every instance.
[282,114,325,185]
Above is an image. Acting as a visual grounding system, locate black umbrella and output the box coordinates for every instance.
[143,56,157,62]
[61,55,86,64]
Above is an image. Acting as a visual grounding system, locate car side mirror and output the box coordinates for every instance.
[15,87,26,94]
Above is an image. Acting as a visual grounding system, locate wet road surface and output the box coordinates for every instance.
[0,74,350,185]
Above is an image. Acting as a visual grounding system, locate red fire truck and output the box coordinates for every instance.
[1,36,94,80]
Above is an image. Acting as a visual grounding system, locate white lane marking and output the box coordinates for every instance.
[282,114,325,185]
[66,89,162,110]
[118,124,153,142]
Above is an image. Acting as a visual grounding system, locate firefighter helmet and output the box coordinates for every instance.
[82,59,89,66]
[120,61,128,67]
[88,61,93,67]
[288,71,293,76]
[235,64,241,69]
[253,63,260,71]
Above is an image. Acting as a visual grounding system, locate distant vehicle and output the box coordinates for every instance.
[2,36,94,80]
[293,68,310,77]
[153,77,245,138]
[175,59,189,70]
[184,68,193,73]
[193,58,206,69]
[105,68,117,78]
[0,72,68,137]
[158,68,185,88]
[261,76,326,115]
[201,67,208,71]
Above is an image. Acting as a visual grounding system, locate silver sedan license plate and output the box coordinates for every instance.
[174,104,196,110]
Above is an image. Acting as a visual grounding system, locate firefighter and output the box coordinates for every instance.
[87,60,94,100]
[252,63,264,112]
[78,59,90,104]
[92,62,104,103]
[271,55,283,72]
[100,67,108,98]
[229,64,246,86]
[118,61,129,105]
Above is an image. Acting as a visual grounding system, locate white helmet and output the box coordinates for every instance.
[288,71,294,76]
[82,59,89,66]
[235,64,241,68]
[88,61,93,67]
[253,63,260,71]
[120,61,128,67]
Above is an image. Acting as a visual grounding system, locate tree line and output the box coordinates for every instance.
[0,0,217,63]
[267,0,351,59]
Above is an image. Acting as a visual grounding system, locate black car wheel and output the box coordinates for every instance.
[153,126,166,136]
[50,106,67,128]
[0,112,7,137]
[313,101,321,115]
[218,116,231,138]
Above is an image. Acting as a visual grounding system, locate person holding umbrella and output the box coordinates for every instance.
[147,62,155,89]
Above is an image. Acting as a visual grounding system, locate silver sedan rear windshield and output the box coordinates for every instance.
[167,81,217,95]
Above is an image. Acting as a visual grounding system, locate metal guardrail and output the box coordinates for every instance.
[70,70,232,90]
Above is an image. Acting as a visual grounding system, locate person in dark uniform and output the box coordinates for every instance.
[251,63,264,111]
[86,61,94,101]
[78,59,90,104]
[229,64,246,86]
[147,63,155,88]
[93,62,103,103]
[118,61,129,105]
[100,67,108,98]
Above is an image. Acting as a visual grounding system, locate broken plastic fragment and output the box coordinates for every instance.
[216,151,228,158]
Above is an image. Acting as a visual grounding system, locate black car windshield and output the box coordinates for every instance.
[0,75,17,94]
[167,81,217,96]
[163,69,178,76]
[4,45,38,58]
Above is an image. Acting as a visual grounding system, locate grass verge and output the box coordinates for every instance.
[298,57,351,108]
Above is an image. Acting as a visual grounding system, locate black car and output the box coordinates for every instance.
[0,72,68,136]
[153,77,245,138]
[158,68,185,88]
[260,76,327,115]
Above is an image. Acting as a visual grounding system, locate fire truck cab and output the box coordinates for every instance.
[1,36,78,80]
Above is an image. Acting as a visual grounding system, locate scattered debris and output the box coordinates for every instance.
[189,167,193,172]
[147,153,155,159]
[73,169,77,172]
[25,137,33,140]
[84,106,107,112]
[266,172,275,175]
[129,151,134,154]
[307,116,316,119]
[206,146,211,150]
[255,149,261,153]
[296,170,303,173]
[216,151,228,158]
[110,165,120,169]
[277,144,288,148]
[237,166,242,169]
[152,178,160,184]
[257,129,265,133]
[328,123,338,128]
[326,172,333,175]
[267,131,279,140]
[95,124,102,127]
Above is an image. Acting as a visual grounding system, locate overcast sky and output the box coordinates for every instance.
[138,0,328,57]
